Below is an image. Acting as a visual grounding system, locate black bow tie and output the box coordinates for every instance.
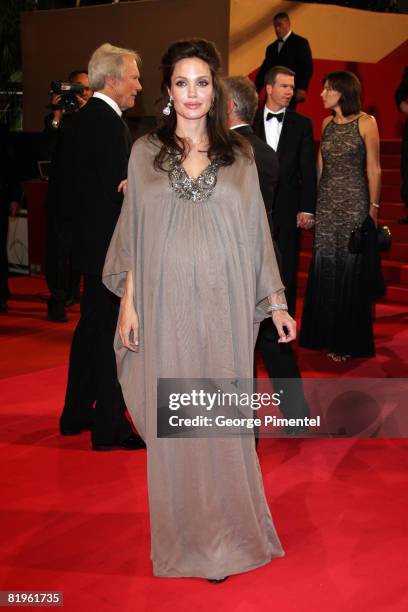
[266,112,285,123]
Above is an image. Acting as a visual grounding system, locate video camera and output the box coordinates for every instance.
[49,80,84,114]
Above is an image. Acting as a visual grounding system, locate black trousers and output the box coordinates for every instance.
[45,214,80,313]
[45,213,70,311]
[401,118,408,209]
[0,209,9,304]
[273,224,300,318]
[256,317,309,422]
[60,273,133,444]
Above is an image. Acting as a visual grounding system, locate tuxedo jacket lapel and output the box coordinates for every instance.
[254,111,266,142]
[121,117,133,150]
[277,110,292,159]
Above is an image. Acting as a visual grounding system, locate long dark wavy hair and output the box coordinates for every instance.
[152,38,249,171]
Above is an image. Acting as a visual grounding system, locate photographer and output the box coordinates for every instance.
[44,70,93,322]
[44,70,92,159]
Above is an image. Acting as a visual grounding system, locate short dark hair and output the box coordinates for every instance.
[264,65,295,87]
[323,71,361,117]
[224,76,258,124]
[68,69,88,82]
[274,12,290,22]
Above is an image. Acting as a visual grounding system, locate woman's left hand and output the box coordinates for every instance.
[118,179,128,194]
[369,208,378,228]
[271,310,296,343]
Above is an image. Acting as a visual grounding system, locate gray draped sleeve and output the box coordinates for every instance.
[103,150,138,298]
[245,156,286,322]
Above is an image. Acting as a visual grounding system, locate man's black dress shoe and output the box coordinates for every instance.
[208,577,229,584]
[0,302,8,313]
[47,298,68,322]
[398,216,408,224]
[65,295,80,307]
[92,434,146,451]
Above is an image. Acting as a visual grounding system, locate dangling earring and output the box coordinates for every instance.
[163,96,173,116]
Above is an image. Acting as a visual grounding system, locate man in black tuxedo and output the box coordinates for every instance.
[395,66,408,224]
[59,43,145,451]
[254,65,316,317]
[255,12,313,109]
[225,76,310,431]
[224,77,279,226]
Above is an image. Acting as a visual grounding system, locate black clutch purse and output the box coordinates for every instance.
[348,224,392,254]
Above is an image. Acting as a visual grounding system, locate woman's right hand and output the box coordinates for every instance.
[119,298,139,352]
[369,205,378,227]
[271,310,296,343]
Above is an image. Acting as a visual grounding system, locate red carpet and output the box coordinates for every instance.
[0,277,407,611]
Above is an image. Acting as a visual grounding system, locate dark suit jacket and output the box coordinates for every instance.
[0,127,20,215]
[395,66,408,182]
[395,66,408,109]
[233,125,279,227]
[45,112,74,218]
[255,32,313,93]
[253,108,316,229]
[60,97,132,275]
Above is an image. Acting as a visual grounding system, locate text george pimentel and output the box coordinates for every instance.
[166,389,320,429]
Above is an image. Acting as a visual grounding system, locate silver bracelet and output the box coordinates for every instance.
[370,202,380,209]
[266,303,288,312]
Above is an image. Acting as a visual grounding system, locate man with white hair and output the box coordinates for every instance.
[59,43,145,451]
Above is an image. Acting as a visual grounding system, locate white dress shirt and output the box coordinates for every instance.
[93,92,122,117]
[277,30,292,53]
[264,105,286,151]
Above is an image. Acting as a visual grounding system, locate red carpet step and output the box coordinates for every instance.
[382,184,402,202]
[382,168,402,186]
[381,139,402,155]
[380,154,401,169]
[380,203,406,220]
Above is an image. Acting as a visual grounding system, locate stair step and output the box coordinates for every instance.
[297,271,308,291]
[382,260,408,284]
[382,184,402,202]
[381,140,402,155]
[378,219,408,241]
[299,251,311,272]
[380,202,405,219]
[384,284,408,304]
[382,241,408,261]
[380,154,400,169]
[382,169,402,186]
[401,265,408,284]
[300,232,314,250]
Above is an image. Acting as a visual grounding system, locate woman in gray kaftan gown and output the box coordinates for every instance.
[103,39,295,581]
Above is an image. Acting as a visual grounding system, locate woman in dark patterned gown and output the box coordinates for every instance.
[300,71,381,361]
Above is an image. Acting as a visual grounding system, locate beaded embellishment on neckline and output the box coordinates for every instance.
[168,155,220,203]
